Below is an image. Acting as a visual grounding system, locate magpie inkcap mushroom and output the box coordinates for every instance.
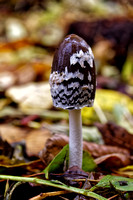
[49,34,96,169]
[49,34,96,110]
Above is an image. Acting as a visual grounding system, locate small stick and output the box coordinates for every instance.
[107,194,119,200]
[59,196,69,200]
[29,190,69,200]
[71,179,100,183]
[0,175,107,200]
[108,191,126,200]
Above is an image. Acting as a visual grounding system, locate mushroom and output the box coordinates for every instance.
[49,34,96,169]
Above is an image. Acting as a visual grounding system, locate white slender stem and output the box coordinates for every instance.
[69,109,83,168]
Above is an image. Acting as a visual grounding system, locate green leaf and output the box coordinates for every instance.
[44,145,97,179]
[44,145,69,179]
[91,175,133,192]
[82,151,97,172]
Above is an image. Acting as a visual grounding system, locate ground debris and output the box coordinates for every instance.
[40,134,130,169]
[96,122,133,154]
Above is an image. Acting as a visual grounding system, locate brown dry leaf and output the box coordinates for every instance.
[15,64,36,85]
[26,129,52,157]
[96,122,133,154]
[39,134,69,164]
[0,124,28,143]
[6,82,52,114]
[83,141,129,158]
[40,134,130,165]
[95,153,130,168]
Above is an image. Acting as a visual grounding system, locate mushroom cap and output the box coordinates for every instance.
[49,34,96,110]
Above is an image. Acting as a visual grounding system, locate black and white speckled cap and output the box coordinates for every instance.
[49,34,96,110]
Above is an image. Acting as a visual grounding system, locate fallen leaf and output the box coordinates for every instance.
[94,89,132,112]
[83,141,129,158]
[115,165,133,178]
[0,124,28,143]
[44,145,69,179]
[91,175,133,192]
[40,134,130,165]
[82,151,97,172]
[39,134,69,165]
[44,145,97,179]
[96,122,133,154]
[26,129,52,157]
[0,159,44,174]
[95,153,130,168]
[6,82,52,114]
[81,89,133,124]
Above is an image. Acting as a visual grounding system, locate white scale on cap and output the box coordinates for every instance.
[70,48,94,68]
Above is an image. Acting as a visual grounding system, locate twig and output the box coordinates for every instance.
[107,194,119,200]
[4,182,22,200]
[108,191,126,200]
[71,179,100,182]
[29,190,69,200]
[0,175,107,200]
[59,196,69,200]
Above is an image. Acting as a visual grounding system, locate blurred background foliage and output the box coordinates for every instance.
[0,0,133,127]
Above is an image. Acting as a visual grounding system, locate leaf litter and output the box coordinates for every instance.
[0,1,133,199]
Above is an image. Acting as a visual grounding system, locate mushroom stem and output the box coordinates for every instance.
[69,109,83,168]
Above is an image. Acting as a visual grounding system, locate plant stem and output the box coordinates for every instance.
[69,109,83,168]
[0,175,107,200]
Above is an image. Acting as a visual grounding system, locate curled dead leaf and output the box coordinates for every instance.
[83,141,129,158]
[95,153,130,168]
[39,134,69,164]
[39,134,130,165]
